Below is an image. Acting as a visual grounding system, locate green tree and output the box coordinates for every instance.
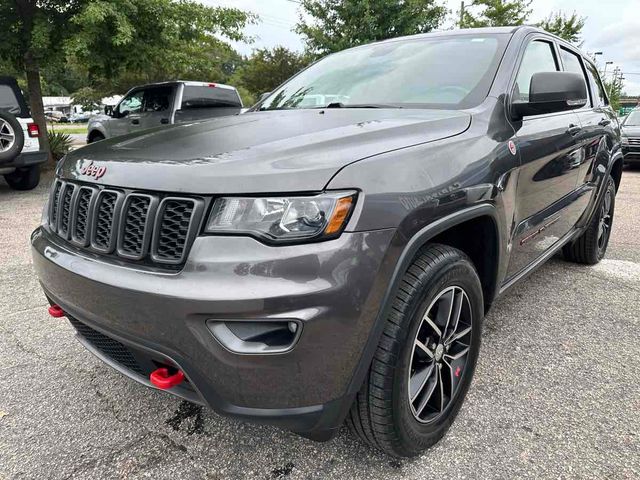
[233,47,311,103]
[537,11,586,44]
[0,1,86,154]
[604,78,624,113]
[67,0,255,99]
[459,0,532,28]
[296,0,447,56]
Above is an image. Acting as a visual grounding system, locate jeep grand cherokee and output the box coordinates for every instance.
[32,27,622,457]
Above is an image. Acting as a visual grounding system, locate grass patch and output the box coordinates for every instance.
[48,125,88,135]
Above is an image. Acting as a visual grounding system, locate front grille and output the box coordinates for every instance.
[73,187,93,244]
[59,184,75,237]
[154,199,195,262]
[93,191,118,250]
[68,317,146,377]
[628,137,640,146]
[120,195,152,258]
[48,180,202,267]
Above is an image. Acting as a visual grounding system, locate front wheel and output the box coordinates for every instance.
[347,244,483,457]
[563,175,616,265]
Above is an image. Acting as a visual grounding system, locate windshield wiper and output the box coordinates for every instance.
[324,102,401,109]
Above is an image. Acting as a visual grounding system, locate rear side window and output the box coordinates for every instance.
[584,62,609,107]
[0,85,21,115]
[514,40,558,102]
[181,86,241,109]
[143,87,173,112]
[560,47,589,106]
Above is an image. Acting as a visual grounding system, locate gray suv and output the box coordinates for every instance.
[32,27,622,457]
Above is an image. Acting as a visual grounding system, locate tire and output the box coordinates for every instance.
[88,131,105,143]
[4,165,41,190]
[563,175,615,265]
[0,110,25,163]
[347,244,483,457]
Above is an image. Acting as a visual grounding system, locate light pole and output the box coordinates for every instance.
[603,61,614,77]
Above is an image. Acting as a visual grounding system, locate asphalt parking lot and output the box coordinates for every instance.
[0,168,638,480]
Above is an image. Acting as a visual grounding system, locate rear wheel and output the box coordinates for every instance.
[4,165,40,190]
[346,244,483,457]
[563,175,615,265]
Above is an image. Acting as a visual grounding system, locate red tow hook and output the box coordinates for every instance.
[48,304,65,318]
[150,368,185,390]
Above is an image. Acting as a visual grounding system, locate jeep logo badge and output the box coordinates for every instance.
[80,161,106,179]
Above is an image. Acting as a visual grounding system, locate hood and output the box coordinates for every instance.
[622,124,640,137]
[60,109,470,194]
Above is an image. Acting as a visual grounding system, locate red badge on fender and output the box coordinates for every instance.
[508,140,517,156]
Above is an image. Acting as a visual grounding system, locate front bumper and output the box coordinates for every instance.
[31,226,396,439]
[622,145,640,163]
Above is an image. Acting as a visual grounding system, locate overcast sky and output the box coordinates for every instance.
[204,0,640,95]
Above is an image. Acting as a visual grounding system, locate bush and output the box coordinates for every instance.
[47,129,73,162]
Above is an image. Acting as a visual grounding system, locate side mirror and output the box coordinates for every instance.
[258,92,271,102]
[512,72,588,119]
[104,105,114,116]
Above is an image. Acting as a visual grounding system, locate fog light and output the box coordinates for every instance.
[207,320,302,354]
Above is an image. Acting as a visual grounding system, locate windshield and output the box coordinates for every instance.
[259,34,508,111]
[624,110,640,126]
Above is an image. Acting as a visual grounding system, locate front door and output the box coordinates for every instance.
[109,89,144,138]
[507,38,585,279]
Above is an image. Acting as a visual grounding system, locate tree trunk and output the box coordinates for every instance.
[24,51,50,158]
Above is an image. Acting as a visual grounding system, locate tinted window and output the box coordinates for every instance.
[560,47,589,106]
[0,85,21,115]
[181,86,241,109]
[143,87,172,112]
[117,90,143,116]
[260,35,508,110]
[584,62,608,106]
[514,41,558,102]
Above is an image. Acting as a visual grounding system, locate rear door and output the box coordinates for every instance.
[506,37,584,278]
[138,86,175,130]
[562,49,618,200]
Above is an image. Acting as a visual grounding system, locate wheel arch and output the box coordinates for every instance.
[345,204,502,400]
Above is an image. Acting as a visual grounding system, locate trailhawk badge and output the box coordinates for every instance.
[79,161,106,179]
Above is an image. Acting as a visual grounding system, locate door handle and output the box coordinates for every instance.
[567,124,582,136]
[160,118,169,124]
[598,118,611,127]
[131,119,140,125]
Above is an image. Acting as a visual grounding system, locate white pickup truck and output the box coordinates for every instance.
[0,76,47,190]
[87,80,243,143]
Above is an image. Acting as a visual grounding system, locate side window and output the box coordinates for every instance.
[584,62,609,107]
[143,87,172,113]
[0,85,21,115]
[514,40,559,102]
[117,90,143,117]
[560,47,589,107]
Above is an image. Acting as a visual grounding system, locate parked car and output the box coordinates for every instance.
[32,27,622,457]
[87,81,243,143]
[0,76,47,190]
[621,109,640,164]
[44,110,68,123]
[69,111,96,123]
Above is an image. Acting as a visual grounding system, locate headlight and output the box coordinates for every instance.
[621,136,629,145]
[205,191,357,243]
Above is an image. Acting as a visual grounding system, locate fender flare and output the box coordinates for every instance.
[344,203,501,400]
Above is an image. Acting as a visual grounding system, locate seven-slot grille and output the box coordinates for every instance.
[48,179,202,266]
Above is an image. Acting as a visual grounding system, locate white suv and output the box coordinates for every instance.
[0,76,47,190]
